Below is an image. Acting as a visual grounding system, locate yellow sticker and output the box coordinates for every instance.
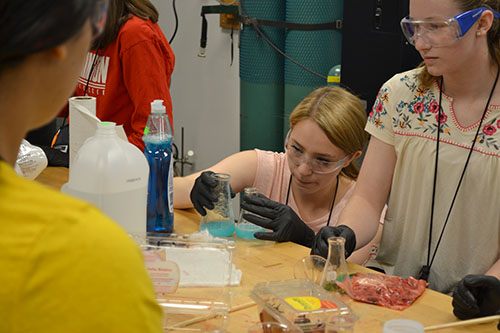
[285,296,321,311]
[327,76,341,83]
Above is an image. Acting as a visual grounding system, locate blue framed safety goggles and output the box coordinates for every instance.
[454,6,500,38]
[401,6,500,47]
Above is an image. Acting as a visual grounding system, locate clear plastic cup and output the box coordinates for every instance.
[383,319,424,333]
[326,311,357,332]
[293,255,326,285]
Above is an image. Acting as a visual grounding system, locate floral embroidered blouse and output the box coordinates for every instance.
[366,67,500,294]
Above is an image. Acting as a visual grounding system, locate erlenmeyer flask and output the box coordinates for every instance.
[199,173,235,237]
[320,237,353,297]
[235,187,266,239]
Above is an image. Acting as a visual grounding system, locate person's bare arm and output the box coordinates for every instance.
[338,137,396,249]
[173,150,258,209]
[486,257,500,279]
[347,222,383,265]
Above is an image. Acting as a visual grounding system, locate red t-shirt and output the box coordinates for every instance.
[74,15,175,150]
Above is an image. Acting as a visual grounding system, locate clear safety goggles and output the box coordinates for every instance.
[91,0,109,40]
[400,6,500,47]
[284,130,351,174]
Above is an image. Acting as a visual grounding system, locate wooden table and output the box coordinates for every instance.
[36,167,498,332]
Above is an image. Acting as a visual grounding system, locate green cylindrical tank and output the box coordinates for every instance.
[283,0,343,136]
[240,0,286,152]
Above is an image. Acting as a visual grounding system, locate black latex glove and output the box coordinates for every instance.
[190,171,217,216]
[190,171,236,216]
[452,274,500,329]
[240,193,315,247]
[310,225,356,259]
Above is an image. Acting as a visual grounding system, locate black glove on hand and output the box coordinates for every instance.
[310,225,356,259]
[452,274,500,327]
[190,171,236,216]
[240,193,315,247]
[190,171,218,216]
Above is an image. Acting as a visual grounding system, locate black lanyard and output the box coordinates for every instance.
[84,52,101,96]
[285,173,339,226]
[419,68,500,282]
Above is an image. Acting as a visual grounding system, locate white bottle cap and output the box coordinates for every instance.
[96,121,117,136]
[151,99,166,114]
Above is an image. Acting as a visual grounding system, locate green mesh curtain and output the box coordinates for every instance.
[283,0,343,135]
[240,0,286,152]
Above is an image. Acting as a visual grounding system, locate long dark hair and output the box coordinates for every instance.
[93,0,159,49]
[0,0,99,73]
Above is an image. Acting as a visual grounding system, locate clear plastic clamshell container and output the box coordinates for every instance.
[250,279,356,333]
[132,233,236,332]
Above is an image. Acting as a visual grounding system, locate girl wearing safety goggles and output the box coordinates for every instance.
[329,0,500,324]
[174,86,385,266]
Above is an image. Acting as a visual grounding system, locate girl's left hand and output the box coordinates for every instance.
[240,194,315,247]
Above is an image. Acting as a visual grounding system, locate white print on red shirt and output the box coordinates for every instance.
[77,52,109,96]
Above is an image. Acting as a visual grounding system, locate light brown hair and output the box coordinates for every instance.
[289,86,368,180]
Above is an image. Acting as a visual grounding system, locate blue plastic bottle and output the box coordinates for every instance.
[143,100,174,233]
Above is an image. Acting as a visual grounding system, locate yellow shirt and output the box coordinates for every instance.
[0,161,163,332]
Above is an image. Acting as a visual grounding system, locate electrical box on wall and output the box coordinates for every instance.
[219,1,238,29]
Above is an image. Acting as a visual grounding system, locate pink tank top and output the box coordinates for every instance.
[252,149,355,233]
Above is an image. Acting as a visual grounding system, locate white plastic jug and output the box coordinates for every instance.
[62,122,149,234]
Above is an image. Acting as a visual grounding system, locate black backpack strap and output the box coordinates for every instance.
[241,16,342,31]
